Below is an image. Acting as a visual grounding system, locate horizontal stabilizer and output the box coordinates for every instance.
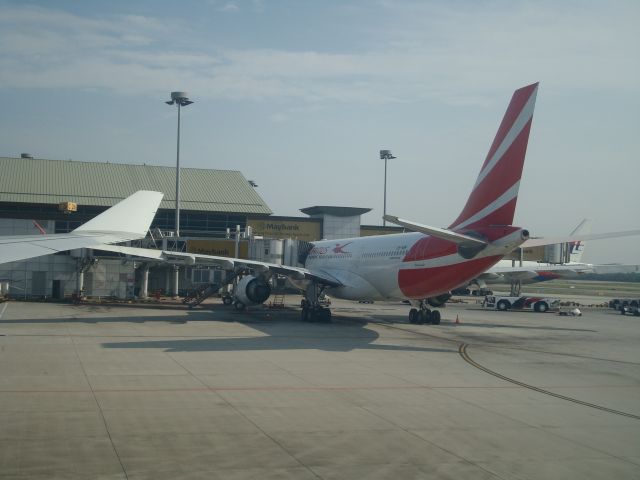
[522,230,640,248]
[383,215,487,247]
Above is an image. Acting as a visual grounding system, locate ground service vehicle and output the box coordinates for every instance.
[609,298,640,310]
[483,295,560,313]
[620,305,640,316]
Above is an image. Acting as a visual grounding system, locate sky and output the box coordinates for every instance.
[0,0,639,264]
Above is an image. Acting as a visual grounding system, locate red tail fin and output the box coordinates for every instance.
[449,83,538,230]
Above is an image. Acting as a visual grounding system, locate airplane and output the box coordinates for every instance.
[96,83,542,324]
[472,219,594,289]
[0,190,163,265]
[469,218,640,293]
[95,83,640,325]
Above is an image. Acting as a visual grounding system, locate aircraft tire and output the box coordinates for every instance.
[222,296,233,306]
[409,308,418,324]
[431,310,441,325]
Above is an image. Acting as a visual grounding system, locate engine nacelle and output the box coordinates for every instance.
[427,293,452,307]
[235,275,271,306]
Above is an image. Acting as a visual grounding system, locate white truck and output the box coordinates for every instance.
[483,295,560,313]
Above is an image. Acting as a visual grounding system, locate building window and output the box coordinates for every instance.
[192,269,210,283]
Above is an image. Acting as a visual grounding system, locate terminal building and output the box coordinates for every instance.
[0,156,404,299]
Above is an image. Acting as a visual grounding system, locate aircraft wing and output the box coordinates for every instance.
[481,263,594,282]
[592,264,640,275]
[521,230,640,248]
[0,190,163,265]
[92,244,344,288]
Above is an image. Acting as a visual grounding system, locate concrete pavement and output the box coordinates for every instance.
[0,297,639,479]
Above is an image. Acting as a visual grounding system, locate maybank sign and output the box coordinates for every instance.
[186,239,248,259]
[247,218,322,241]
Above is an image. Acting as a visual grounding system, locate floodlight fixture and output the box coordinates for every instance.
[166,91,194,237]
[166,91,193,106]
[380,149,397,226]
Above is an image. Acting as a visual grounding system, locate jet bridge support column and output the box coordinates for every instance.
[76,270,84,296]
[140,265,150,299]
[172,265,180,298]
[75,251,87,296]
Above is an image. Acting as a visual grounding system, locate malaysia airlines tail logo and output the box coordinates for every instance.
[569,241,582,253]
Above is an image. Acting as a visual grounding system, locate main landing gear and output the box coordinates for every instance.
[300,283,332,323]
[408,300,441,325]
[301,300,332,322]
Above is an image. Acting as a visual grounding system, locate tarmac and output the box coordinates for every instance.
[0,296,639,479]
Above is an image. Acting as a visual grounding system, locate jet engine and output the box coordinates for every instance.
[235,275,271,306]
[427,293,452,308]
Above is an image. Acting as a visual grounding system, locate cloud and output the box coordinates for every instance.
[0,2,638,105]
[269,112,288,123]
[219,2,240,13]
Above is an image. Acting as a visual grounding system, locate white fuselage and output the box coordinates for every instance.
[485,259,593,284]
[300,229,527,301]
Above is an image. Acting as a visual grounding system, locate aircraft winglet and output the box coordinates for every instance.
[74,190,164,236]
[0,190,164,265]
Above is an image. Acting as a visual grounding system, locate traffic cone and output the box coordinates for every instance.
[455,315,460,324]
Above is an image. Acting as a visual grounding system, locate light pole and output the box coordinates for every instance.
[165,91,193,237]
[380,149,396,226]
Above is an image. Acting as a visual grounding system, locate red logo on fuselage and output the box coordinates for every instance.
[332,242,352,254]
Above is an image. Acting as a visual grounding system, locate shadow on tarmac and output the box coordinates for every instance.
[0,311,217,325]
[0,303,454,354]
[97,314,453,353]
[100,335,454,354]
